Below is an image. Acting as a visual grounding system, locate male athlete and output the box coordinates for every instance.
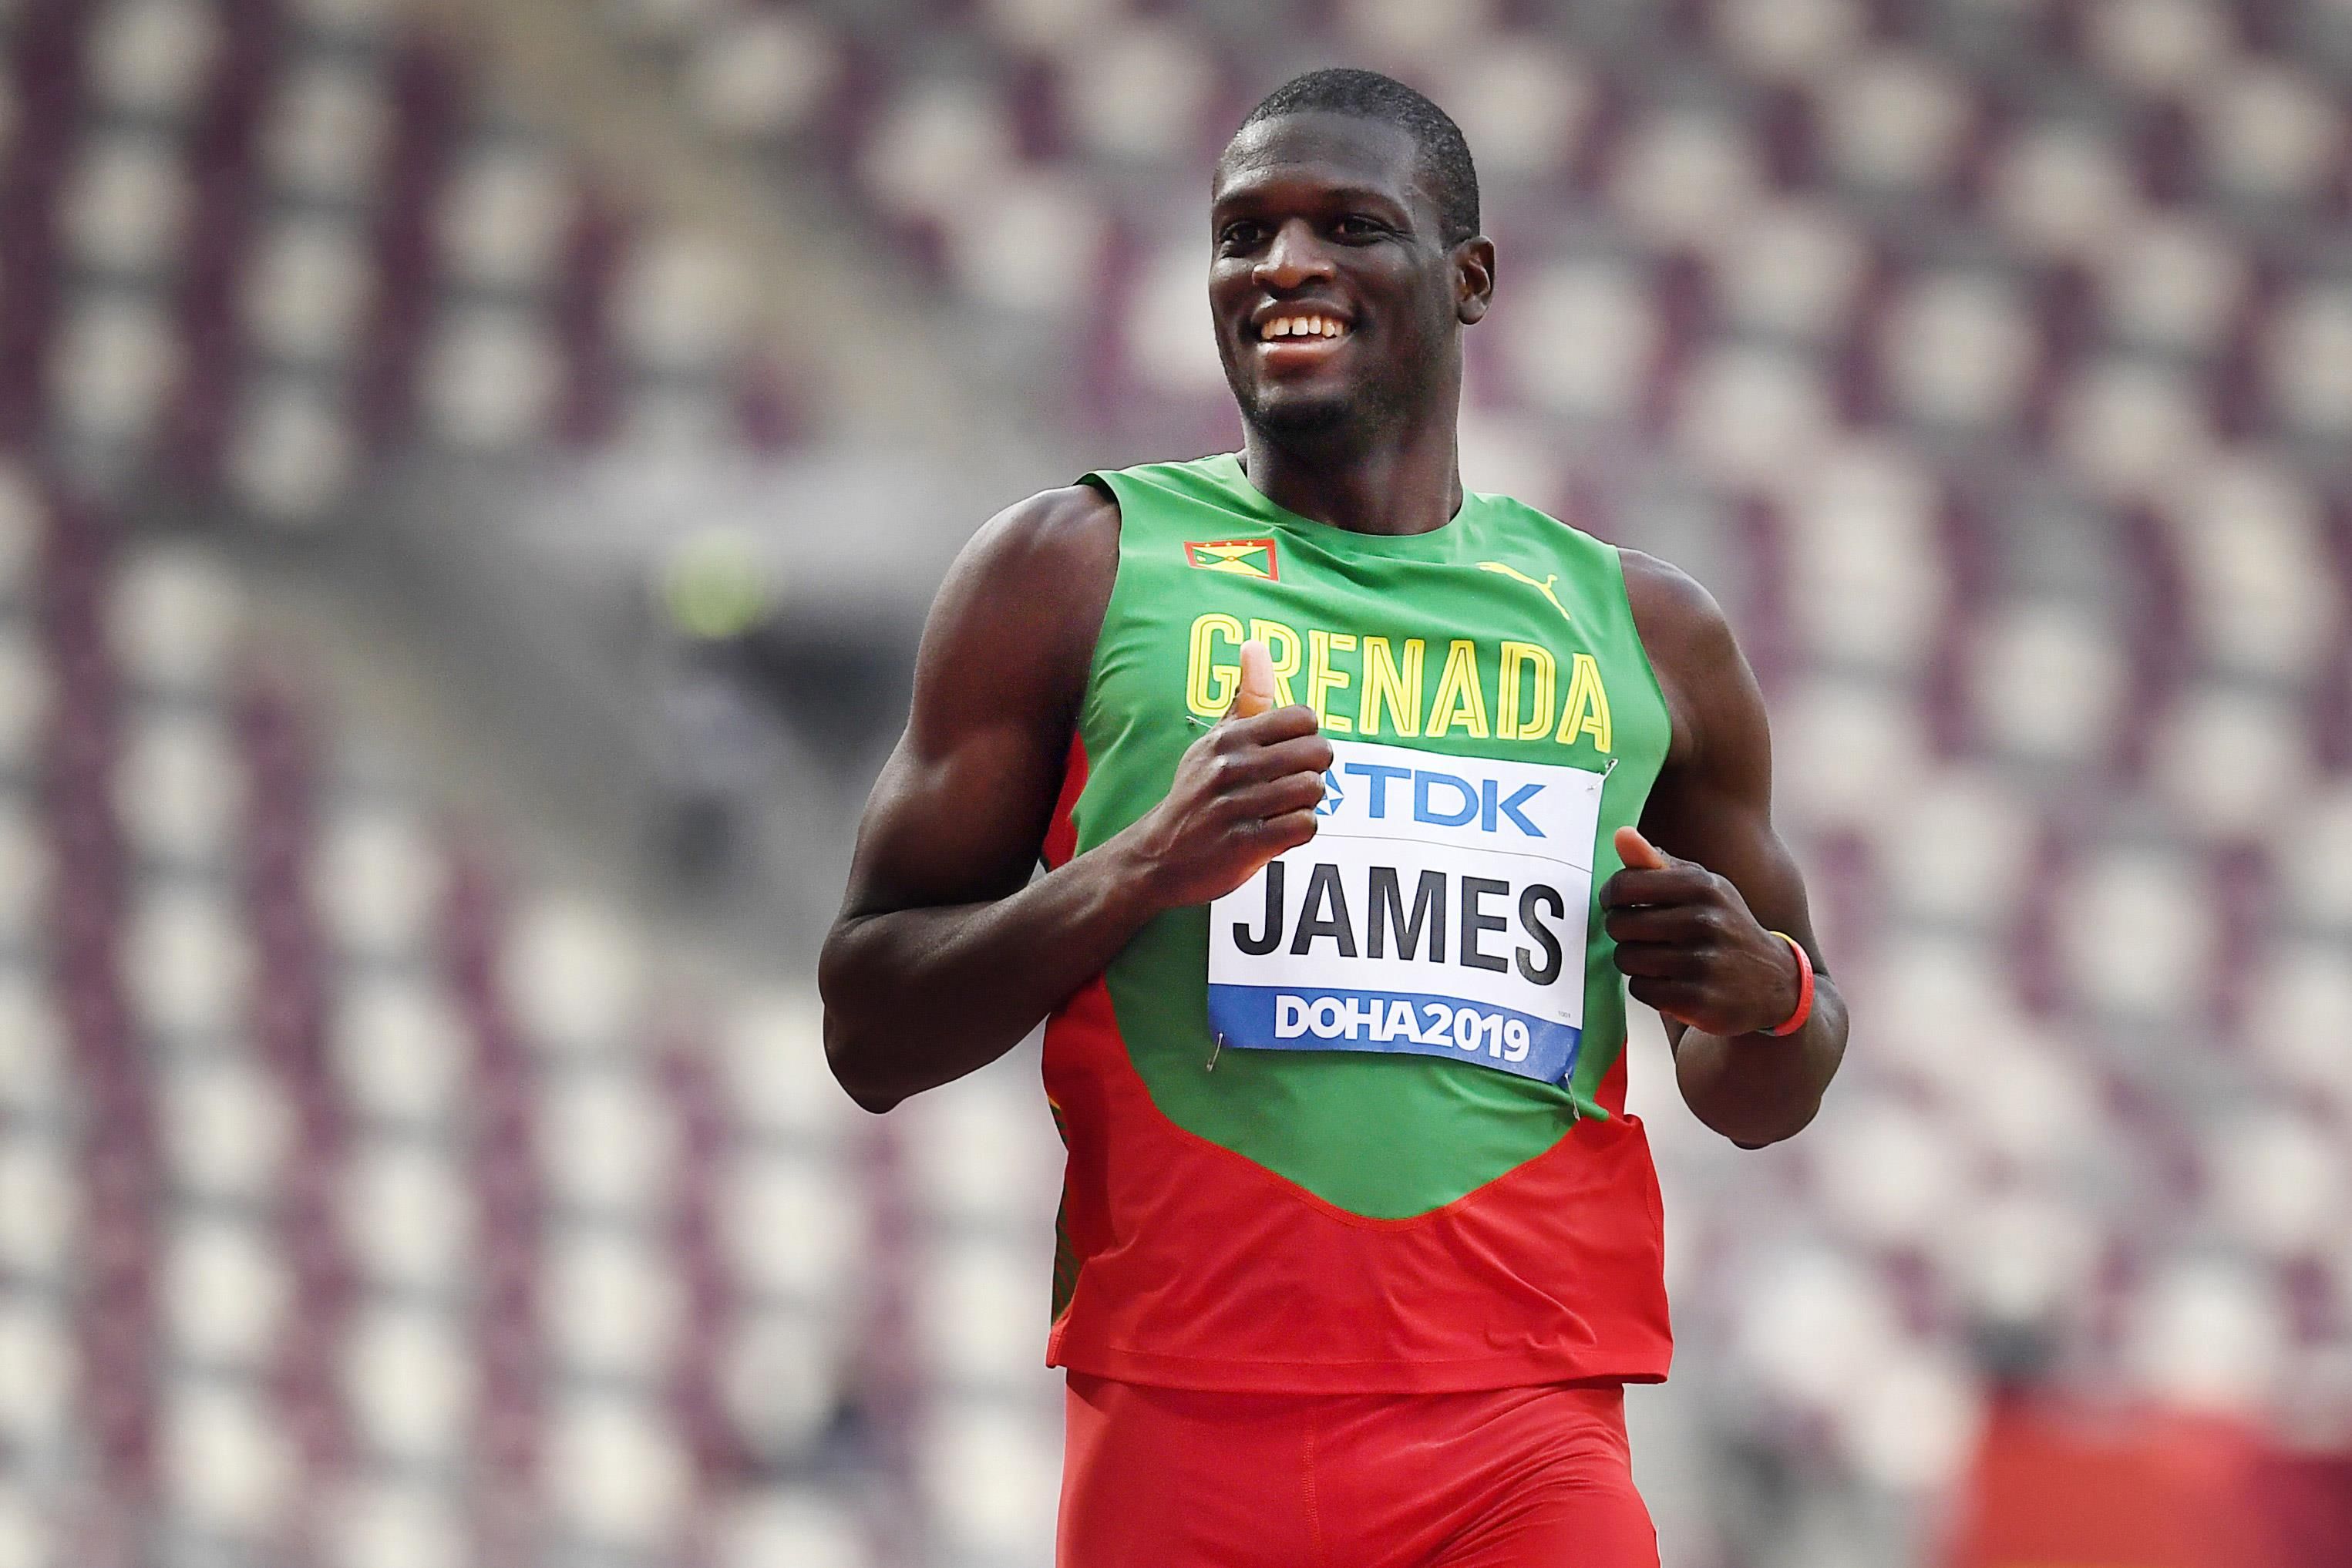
[822,69,1848,1567]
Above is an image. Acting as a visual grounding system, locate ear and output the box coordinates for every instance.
[1455,236,1496,325]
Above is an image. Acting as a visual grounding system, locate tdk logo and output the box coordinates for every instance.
[1316,769,1345,816]
[1334,761,1546,837]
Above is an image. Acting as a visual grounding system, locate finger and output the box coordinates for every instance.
[1243,809,1317,853]
[1226,639,1276,720]
[1614,825,1669,872]
[1626,975,1703,1026]
[1599,865,1717,910]
[1219,704,1324,746]
[1603,905,1712,946]
[1217,732,1334,784]
[1610,941,1706,981]
[1225,772,1331,821]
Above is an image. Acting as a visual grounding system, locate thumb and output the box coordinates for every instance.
[1613,825,1668,871]
[1226,639,1275,720]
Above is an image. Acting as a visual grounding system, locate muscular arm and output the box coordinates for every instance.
[819,484,1331,1112]
[1611,550,1849,1147]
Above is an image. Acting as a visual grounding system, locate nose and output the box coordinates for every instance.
[1253,217,1335,293]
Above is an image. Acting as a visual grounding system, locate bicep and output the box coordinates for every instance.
[1636,574,1825,963]
[839,490,1113,920]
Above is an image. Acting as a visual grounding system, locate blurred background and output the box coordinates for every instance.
[0,0,2349,1564]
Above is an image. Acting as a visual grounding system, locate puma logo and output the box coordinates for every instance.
[1477,561,1571,624]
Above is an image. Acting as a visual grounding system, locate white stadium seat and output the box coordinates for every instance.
[161,1055,291,1203]
[1608,114,1761,248]
[62,133,190,274]
[542,1393,692,1549]
[914,1238,1044,1386]
[1715,0,1865,83]
[89,0,221,119]
[2056,844,2217,1018]
[1821,49,1971,192]
[2097,214,2246,354]
[109,546,243,694]
[114,708,244,865]
[437,145,577,291]
[0,1298,75,1455]
[2263,284,2352,439]
[1435,43,1593,180]
[1506,261,1655,421]
[944,169,1108,316]
[688,9,840,143]
[331,977,470,1127]
[2195,62,2346,203]
[721,1489,870,1568]
[313,802,446,958]
[49,297,180,443]
[1810,1095,1972,1251]
[163,1214,291,1368]
[1966,598,2128,767]
[264,61,390,202]
[502,893,645,1056]
[2127,1257,2289,1414]
[2083,0,2231,97]
[230,379,356,520]
[330,1482,466,1568]
[2053,358,2214,498]
[124,886,255,1041]
[920,1401,1064,1559]
[543,1226,684,1380]
[1882,271,2036,429]
[0,1134,77,1284]
[423,307,561,449]
[2148,684,2313,840]
[2204,1108,2346,1260]
[245,217,375,365]
[341,1305,477,1465]
[163,1382,295,1538]
[1991,125,2141,260]
[721,1149,855,1300]
[723,1306,843,1460]
[1714,200,1867,343]
[341,1139,474,1291]
[1878,766,2036,927]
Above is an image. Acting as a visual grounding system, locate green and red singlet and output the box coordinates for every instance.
[1041,454,1675,1395]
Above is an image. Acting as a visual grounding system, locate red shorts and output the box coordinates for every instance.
[1058,1375,1660,1568]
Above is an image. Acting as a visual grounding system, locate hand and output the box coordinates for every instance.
[1119,640,1333,910]
[1601,826,1802,1038]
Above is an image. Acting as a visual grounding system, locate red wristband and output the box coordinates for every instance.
[1765,932,1814,1037]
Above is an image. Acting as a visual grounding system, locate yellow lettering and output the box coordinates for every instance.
[1425,640,1491,739]
[1556,652,1613,752]
[1247,618,1304,708]
[1185,612,1245,717]
[1305,630,1356,732]
[1496,641,1556,742]
[1358,637,1424,737]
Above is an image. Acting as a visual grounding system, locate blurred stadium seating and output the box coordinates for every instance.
[2,0,2350,1566]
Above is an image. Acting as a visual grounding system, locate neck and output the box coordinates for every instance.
[1239,395,1463,537]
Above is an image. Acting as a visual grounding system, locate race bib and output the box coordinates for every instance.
[1206,738,1605,1084]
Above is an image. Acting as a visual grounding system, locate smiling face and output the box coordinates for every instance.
[1210,112,1490,445]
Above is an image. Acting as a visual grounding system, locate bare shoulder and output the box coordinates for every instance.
[910,482,1124,740]
[1617,547,1733,654]
[1617,547,1751,767]
[959,481,1122,588]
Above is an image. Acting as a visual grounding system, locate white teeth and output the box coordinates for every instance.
[1263,315,1346,341]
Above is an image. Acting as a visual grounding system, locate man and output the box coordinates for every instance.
[821,68,1847,1568]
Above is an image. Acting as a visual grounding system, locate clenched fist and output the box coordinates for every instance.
[1601,826,1804,1039]
[1122,640,1334,911]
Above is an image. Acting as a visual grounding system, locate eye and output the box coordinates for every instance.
[1332,215,1390,241]
[1216,220,1267,253]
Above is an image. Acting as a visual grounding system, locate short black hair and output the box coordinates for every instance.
[1234,69,1481,247]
